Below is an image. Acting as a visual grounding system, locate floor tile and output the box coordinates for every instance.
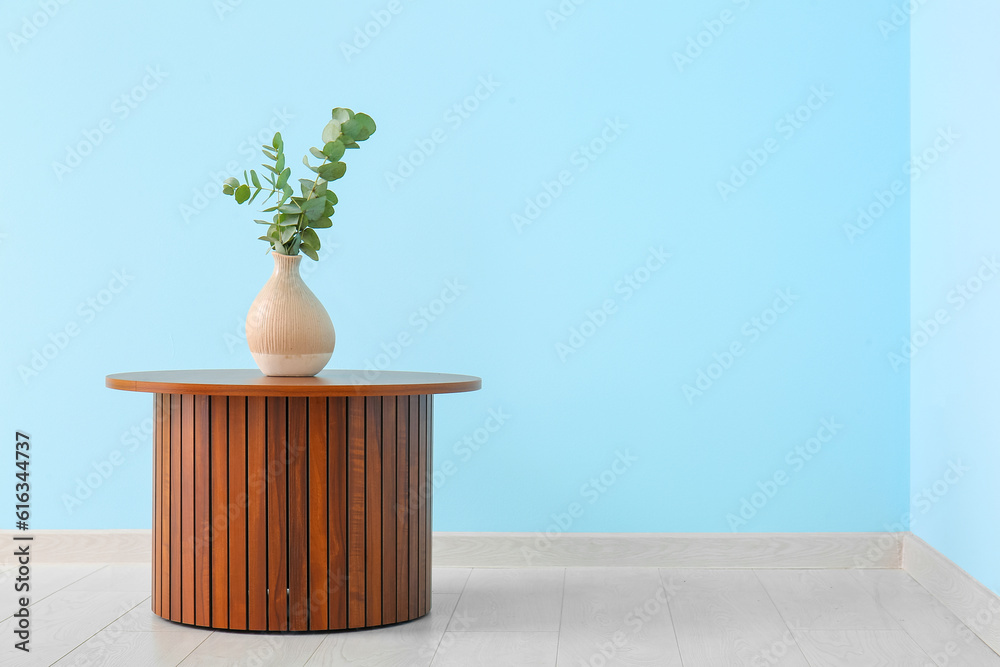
[449,568,565,632]
[430,631,558,667]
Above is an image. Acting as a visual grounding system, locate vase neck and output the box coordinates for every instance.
[271,252,303,280]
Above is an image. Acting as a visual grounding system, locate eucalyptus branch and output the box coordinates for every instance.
[221,107,376,261]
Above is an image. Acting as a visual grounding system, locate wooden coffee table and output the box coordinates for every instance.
[106,369,481,632]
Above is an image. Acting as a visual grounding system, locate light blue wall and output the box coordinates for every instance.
[911,1,1000,593]
[1,1,909,533]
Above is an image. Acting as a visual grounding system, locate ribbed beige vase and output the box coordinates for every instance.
[246,252,335,377]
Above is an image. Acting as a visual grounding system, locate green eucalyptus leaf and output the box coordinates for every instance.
[322,140,345,161]
[250,171,261,188]
[332,108,352,123]
[280,226,296,244]
[355,112,376,136]
[273,241,286,254]
[276,167,291,189]
[263,164,279,174]
[278,203,301,214]
[254,219,271,225]
[323,200,335,217]
[340,118,363,139]
[300,227,320,249]
[262,149,277,160]
[301,245,319,261]
[318,162,346,181]
[322,120,341,144]
[275,153,285,172]
[325,190,338,205]
[223,176,239,189]
[273,132,282,149]
[235,184,251,204]
[311,216,333,228]
[302,197,325,221]
[343,141,360,149]
[309,147,325,160]
[288,235,301,255]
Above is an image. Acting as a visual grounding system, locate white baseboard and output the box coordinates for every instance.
[903,533,1000,655]
[432,532,902,568]
[1,530,902,568]
[0,530,151,565]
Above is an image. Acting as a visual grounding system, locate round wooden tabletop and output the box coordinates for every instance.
[106,369,482,397]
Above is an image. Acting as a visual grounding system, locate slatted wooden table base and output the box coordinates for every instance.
[106,370,481,631]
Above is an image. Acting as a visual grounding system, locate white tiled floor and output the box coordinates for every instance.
[2,563,998,666]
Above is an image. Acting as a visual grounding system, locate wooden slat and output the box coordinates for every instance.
[365,397,383,627]
[347,396,366,628]
[194,395,211,626]
[152,394,160,616]
[408,394,419,619]
[381,396,397,624]
[418,394,428,616]
[307,396,328,630]
[247,395,267,630]
[210,396,228,628]
[329,397,349,629]
[395,396,409,618]
[288,397,309,631]
[228,396,248,630]
[160,393,170,618]
[181,394,195,625]
[425,395,433,616]
[267,397,288,631]
[170,394,182,621]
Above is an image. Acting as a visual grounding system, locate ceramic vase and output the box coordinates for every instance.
[246,252,335,376]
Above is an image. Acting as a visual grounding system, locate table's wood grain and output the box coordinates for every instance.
[125,370,476,632]
[106,369,481,396]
